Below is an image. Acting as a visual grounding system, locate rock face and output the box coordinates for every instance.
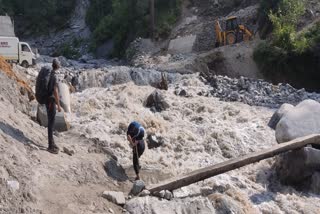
[168,35,197,54]
[145,90,169,112]
[275,147,320,186]
[102,191,126,205]
[275,100,320,143]
[36,105,70,132]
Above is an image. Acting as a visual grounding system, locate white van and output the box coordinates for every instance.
[0,36,37,67]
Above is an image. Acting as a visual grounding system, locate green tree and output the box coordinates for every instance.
[269,0,305,51]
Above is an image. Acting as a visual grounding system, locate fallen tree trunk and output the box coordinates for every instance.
[147,134,320,193]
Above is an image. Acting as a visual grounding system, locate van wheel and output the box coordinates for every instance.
[21,61,29,68]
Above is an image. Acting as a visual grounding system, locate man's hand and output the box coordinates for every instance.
[127,135,135,148]
[57,105,62,112]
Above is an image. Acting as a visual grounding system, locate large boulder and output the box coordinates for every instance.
[268,103,294,130]
[58,81,71,113]
[275,147,320,191]
[145,90,169,112]
[275,100,320,143]
[274,147,320,185]
[37,105,70,132]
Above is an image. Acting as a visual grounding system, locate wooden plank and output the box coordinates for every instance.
[147,134,320,193]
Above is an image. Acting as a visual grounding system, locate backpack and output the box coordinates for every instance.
[35,66,52,104]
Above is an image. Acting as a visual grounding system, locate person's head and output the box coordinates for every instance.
[52,58,61,71]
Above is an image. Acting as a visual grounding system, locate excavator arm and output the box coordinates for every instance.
[239,25,254,41]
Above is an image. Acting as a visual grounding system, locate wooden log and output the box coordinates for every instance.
[147,134,320,193]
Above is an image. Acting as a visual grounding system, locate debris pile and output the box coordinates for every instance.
[205,75,320,108]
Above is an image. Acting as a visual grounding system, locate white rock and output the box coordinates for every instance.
[164,190,173,200]
[275,100,320,143]
[7,180,19,191]
[102,191,126,205]
[37,104,70,132]
[139,190,150,197]
[268,103,294,130]
[158,190,165,198]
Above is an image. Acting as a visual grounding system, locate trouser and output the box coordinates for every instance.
[46,99,56,147]
[133,141,145,175]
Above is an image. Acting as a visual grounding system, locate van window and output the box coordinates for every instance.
[22,44,30,52]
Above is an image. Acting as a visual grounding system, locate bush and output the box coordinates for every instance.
[0,0,76,36]
[269,0,305,52]
[254,0,320,90]
[87,0,181,57]
[53,38,83,60]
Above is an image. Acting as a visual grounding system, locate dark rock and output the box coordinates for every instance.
[147,134,165,149]
[130,180,145,196]
[145,90,170,112]
[275,147,320,186]
[178,89,187,96]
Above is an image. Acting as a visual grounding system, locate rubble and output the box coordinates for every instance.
[203,75,320,108]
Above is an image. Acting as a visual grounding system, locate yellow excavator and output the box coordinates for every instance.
[214,16,254,47]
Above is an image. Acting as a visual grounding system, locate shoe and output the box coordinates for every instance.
[47,144,59,154]
[135,175,140,181]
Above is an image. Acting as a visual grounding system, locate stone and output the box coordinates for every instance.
[7,180,19,191]
[63,147,75,156]
[130,180,145,196]
[58,81,72,113]
[147,134,164,149]
[268,103,294,130]
[275,100,320,143]
[145,90,170,112]
[158,190,165,198]
[274,147,320,185]
[102,191,126,205]
[139,190,150,197]
[164,190,173,200]
[178,89,187,97]
[36,105,70,132]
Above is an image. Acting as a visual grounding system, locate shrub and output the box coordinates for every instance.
[0,0,76,36]
[87,0,182,57]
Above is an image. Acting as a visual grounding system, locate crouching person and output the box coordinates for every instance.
[127,121,145,180]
